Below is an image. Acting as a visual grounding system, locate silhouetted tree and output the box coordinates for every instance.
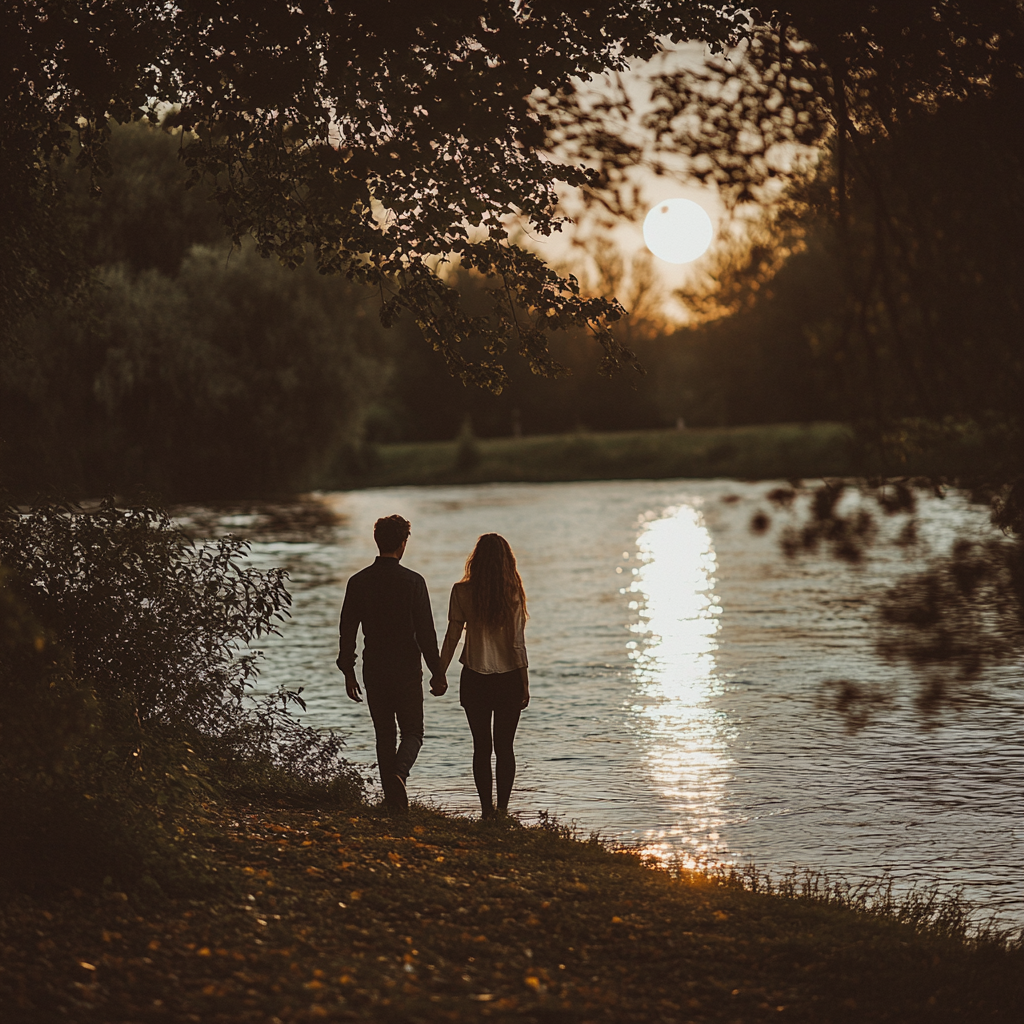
[1,0,751,388]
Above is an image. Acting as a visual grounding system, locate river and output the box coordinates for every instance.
[180,479,1023,927]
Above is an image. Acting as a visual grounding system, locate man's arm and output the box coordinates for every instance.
[412,576,446,695]
[337,580,363,703]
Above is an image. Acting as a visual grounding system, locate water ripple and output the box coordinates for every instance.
[221,480,1023,926]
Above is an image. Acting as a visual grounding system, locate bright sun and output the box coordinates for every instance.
[642,199,714,264]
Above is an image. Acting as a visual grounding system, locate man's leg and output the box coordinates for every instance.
[365,685,399,785]
[366,674,422,813]
[393,676,424,781]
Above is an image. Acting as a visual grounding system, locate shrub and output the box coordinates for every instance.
[0,501,362,887]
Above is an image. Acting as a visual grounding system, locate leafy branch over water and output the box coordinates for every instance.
[750,480,1024,720]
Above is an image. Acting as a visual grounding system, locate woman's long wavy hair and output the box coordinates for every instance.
[461,534,527,633]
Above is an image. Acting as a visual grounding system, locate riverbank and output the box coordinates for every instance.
[2,801,1019,1023]
[350,423,857,489]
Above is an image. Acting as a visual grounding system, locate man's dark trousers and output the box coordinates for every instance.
[365,671,423,783]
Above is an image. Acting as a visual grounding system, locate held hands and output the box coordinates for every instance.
[429,672,448,697]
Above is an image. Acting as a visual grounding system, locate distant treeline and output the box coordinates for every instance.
[386,252,842,444]
[0,121,859,498]
[1,123,401,498]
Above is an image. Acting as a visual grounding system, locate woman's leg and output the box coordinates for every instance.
[492,703,522,811]
[464,704,495,815]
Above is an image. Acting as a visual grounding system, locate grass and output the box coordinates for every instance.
[347,423,858,489]
[2,799,1020,1023]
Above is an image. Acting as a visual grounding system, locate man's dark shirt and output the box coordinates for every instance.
[338,557,441,679]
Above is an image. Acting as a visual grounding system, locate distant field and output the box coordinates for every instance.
[343,422,861,489]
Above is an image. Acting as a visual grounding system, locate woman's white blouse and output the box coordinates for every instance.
[438,581,528,675]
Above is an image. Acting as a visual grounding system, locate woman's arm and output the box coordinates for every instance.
[438,585,466,672]
[515,604,529,708]
[519,666,530,709]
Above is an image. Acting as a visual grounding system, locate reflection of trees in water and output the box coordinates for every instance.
[170,496,344,544]
[876,537,1023,710]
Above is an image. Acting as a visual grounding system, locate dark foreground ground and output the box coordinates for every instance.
[1,803,1020,1024]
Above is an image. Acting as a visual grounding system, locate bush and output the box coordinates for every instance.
[0,501,362,888]
[1,242,391,499]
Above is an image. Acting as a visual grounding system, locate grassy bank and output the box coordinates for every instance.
[351,423,856,489]
[2,801,1019,1024]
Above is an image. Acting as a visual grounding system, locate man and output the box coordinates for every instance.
[337,514,447,813]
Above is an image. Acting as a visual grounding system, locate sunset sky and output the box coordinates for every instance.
[526,41,731,323]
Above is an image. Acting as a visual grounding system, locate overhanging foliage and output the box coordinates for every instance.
[1,0,746,390]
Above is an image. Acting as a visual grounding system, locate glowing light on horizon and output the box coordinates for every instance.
[642,199,714,264]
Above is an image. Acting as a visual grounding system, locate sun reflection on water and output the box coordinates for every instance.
[626,504,733,868]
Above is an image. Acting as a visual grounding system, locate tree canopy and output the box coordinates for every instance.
[2,1,1020,418]
[1,0,746,389]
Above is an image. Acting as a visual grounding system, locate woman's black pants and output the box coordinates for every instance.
[460,666,523,812]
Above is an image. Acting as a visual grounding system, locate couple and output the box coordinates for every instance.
[336,514,529,817]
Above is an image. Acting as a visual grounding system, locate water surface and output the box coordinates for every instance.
[192,480,1023,926]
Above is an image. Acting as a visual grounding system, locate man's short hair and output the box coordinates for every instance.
[374,514,411,553]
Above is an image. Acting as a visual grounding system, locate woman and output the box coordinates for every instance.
[439,533,530,819]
